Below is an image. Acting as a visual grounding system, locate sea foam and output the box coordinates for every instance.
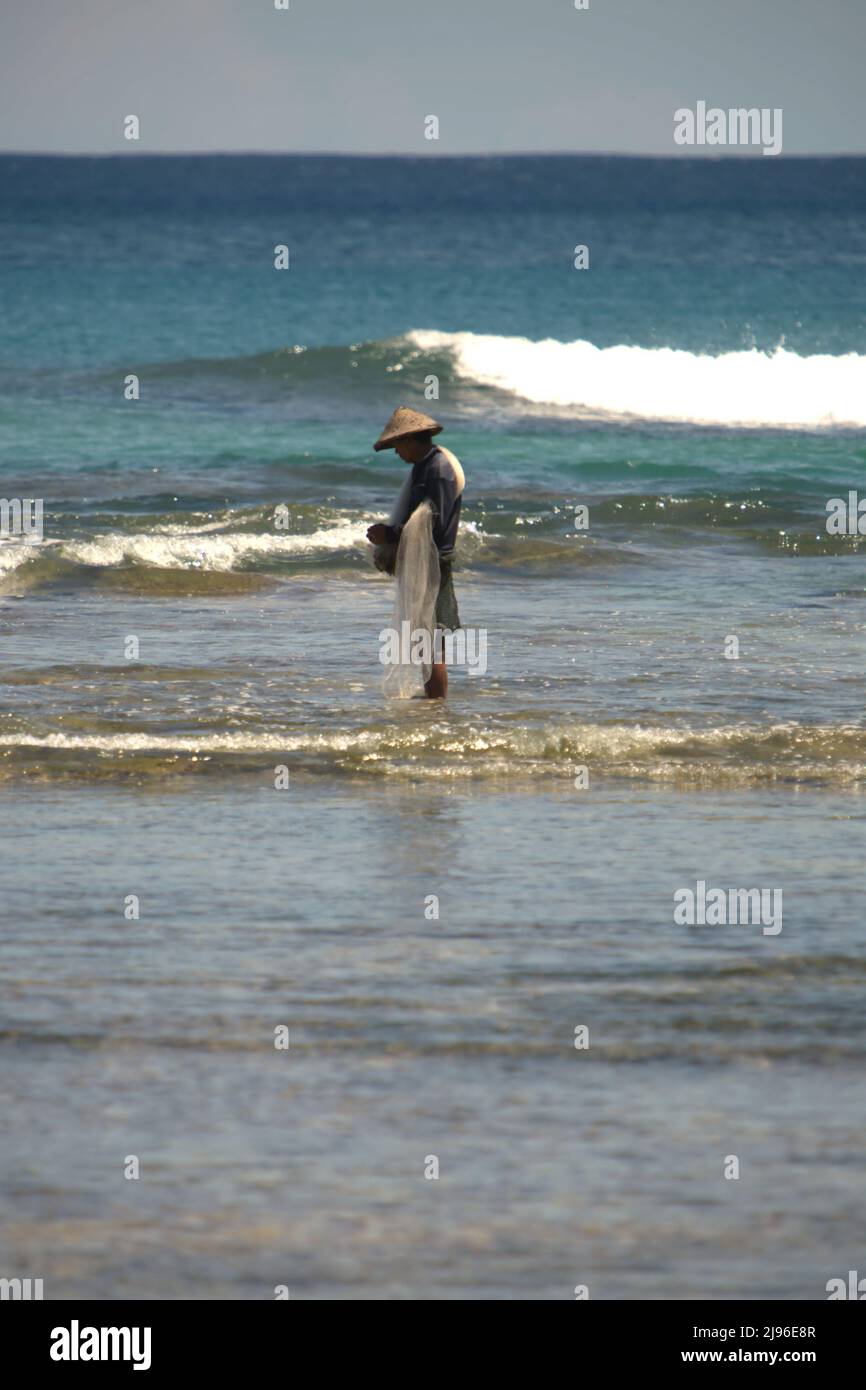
[60,519,374,571]
[408,330,866,428]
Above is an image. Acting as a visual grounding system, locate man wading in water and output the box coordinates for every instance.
[366,406,464,699]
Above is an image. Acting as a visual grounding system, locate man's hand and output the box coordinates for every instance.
[366,523,388,544]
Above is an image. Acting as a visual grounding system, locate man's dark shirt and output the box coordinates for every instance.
[384,446,462,557]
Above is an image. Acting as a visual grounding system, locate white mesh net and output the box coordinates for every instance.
[382,500,440,699]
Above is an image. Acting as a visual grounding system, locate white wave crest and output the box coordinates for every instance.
[0,541,40,575]
[60,518,374,571]
[408,329,866,428]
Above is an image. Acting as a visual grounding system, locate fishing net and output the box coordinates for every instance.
[382,500,440,698]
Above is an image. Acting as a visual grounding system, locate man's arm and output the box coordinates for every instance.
[367,480,417,546]
[425,459,460,552]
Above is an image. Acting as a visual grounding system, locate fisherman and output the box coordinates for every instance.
[366,407,465,699]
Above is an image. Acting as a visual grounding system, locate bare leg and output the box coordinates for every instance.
[425,662,448,699]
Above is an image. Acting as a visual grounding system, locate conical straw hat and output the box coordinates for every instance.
[373,406,443,452]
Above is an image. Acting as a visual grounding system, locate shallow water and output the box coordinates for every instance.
[3,780,866,1298]
[1,155,865,1298]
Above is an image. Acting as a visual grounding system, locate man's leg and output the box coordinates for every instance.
[425,661,448,699]
[427,562,458,699]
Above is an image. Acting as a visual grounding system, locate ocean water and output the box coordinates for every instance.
[1,155,865,1300]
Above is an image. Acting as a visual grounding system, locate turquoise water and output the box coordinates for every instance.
[1,155,866,1299]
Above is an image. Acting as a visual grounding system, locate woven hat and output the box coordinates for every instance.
[373,406,442,452]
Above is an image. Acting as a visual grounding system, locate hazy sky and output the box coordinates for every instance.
[1,0,864,155]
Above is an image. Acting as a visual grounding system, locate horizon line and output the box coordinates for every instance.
[2,149,866,160]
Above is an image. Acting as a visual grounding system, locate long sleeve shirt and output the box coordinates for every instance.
[384,447,463,557]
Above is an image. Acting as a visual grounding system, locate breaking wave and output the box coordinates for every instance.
[2,718,865,787]
[74,330,866,430]
[408,329,866,428]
